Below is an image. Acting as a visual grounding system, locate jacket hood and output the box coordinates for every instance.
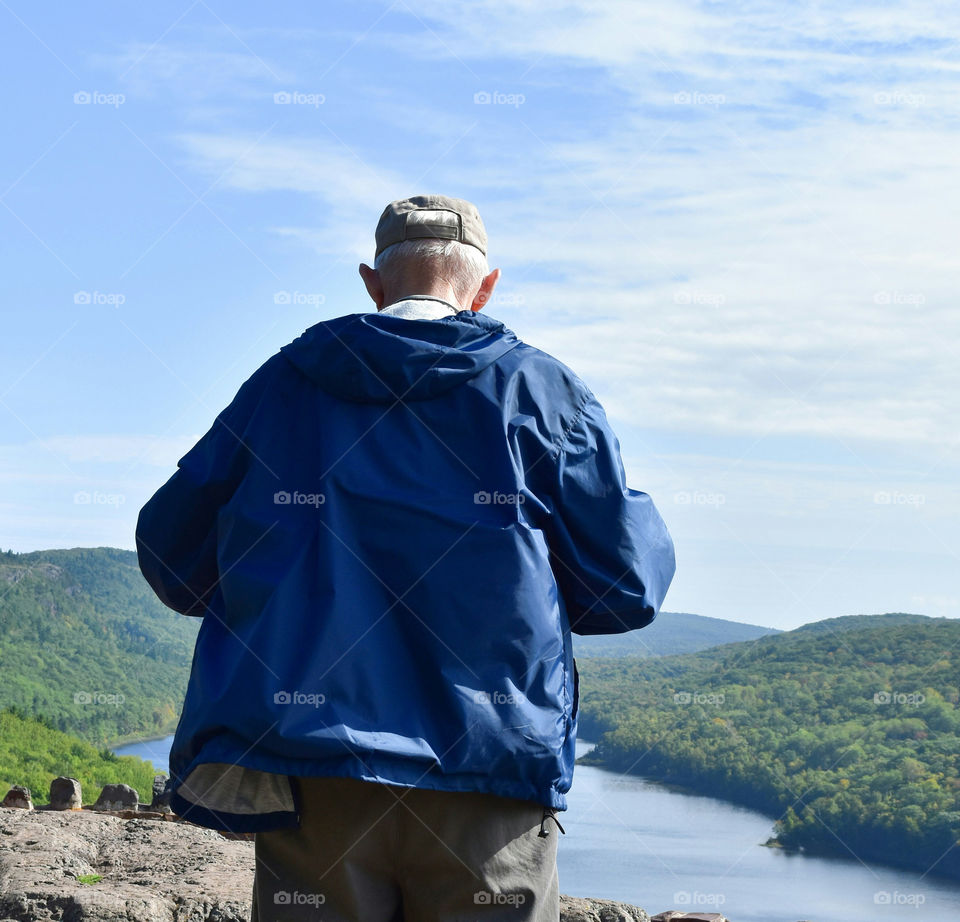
[280,310,522,403]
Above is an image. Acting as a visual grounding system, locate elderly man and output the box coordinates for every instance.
[136,194,675,922]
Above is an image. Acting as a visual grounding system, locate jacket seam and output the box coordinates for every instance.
[551,387,591,461]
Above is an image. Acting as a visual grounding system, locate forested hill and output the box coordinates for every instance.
[577,613,960,879]
[791,611,933,636]
[0,547,198,745]
[572,610,778,657]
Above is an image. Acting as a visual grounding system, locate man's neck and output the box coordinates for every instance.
[378,297,462,321]
[381,292,463,312]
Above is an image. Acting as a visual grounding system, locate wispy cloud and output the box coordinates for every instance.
[91,43,292,98]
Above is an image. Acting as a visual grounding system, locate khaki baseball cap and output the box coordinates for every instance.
[375,194,487,258]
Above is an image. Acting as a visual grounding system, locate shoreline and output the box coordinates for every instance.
[580,749,960,885]
[108,729,177,751]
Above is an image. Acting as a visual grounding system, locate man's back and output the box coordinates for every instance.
[136,303,674,830]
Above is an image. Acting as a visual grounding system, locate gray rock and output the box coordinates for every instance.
[0,809,252,921]
[150,775,172,812]
[49,777,83,810]
[561,894,651,921]
[1,785,33,810]
[93,783,138,812]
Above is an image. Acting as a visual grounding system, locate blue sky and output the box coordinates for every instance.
[2,1,958,629]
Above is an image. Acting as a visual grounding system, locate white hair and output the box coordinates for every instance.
[374,239,488,303]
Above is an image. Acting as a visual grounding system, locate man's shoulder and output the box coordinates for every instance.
[494,338,593,407]
[240,351,290,390]
[221,351,294,415]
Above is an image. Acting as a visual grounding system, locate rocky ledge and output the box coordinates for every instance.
[0,807,730,922]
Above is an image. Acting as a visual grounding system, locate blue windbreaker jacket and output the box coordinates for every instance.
[136,306,675,832]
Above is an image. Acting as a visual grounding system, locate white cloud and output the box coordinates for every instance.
[38,434,198,466]
[0,434,198,470]
[176,133,405,261]
[90,42,293,99]
[407,0,960,75]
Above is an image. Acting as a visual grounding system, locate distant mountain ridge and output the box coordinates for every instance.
[790,611,934,636]
[572,610,779,657]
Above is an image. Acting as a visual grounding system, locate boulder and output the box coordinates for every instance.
[1,785,33,810]
[49,776,83,810]
[150,774,173,812]
[561,894,650,921]
[93,783,139,811]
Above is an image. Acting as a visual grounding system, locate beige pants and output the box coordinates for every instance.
[251,775,560,922]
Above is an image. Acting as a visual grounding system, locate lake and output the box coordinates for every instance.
[114,735,960,921]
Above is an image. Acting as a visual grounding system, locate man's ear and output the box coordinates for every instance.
[470,268,501,313]
[359,263,385,309]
